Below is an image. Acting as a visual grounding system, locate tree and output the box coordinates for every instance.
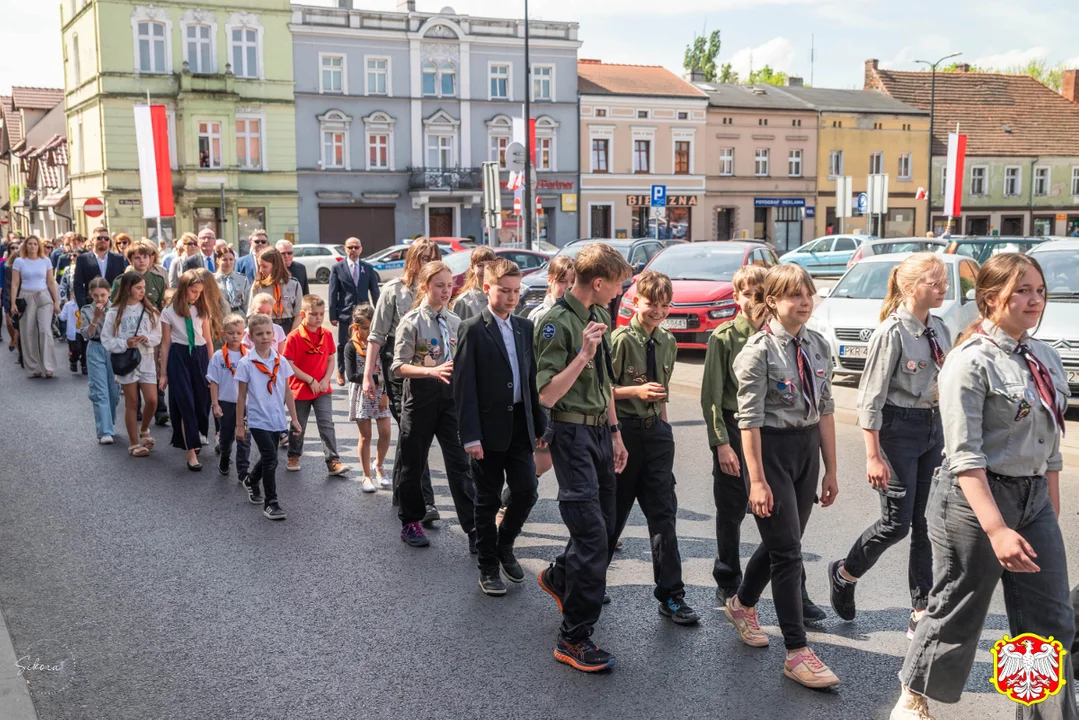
[1003,59,1063,92]
[718,62,739,84]
[747,64,789,86]
[683,29,722,82]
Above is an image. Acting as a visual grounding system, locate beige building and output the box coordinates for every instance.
[577,60,708,240]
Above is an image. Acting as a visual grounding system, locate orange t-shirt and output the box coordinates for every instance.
[282,325,336,401]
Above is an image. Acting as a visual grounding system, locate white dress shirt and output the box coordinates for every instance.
[494,312,522,404]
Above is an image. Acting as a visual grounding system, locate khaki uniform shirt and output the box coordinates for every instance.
[735,319,835,429]
[452,288,487,324]
[111,269,166,309]
[534,291,612,417]
[941,320,1070,477]
[391,301,461,375]
[611,314,676,419]
[370,278,415,349]
[701,312,758,446]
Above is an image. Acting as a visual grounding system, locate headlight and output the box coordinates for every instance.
[806,315,833,338]
[707,306,737,320]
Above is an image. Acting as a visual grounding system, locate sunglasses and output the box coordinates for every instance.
[346,245,361,250]
[116,241,129,246]
[252,239,268,245]
[95,236,110,242]
[185,242,198,247]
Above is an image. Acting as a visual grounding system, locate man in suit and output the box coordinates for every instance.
[329,237,381,384]
[276,239,309,295]
[454,258,547,597]
[73,225,126,307]
[236,229,269,283]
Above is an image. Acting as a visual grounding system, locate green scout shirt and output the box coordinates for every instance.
[701,312,758,447]
[611,314,676,419]
[534,290,612,417]
[111,269,166,309]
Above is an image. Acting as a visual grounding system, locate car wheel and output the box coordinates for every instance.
[316,267,330,284]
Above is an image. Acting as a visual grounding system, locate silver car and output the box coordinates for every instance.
[1029,239,1079,406]
[808,253,981,378]
[846,237,947,269]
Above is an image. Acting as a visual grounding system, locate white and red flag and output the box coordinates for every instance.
[943,132,967,217]
[133,104,174,219]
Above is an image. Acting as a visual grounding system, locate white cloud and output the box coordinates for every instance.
[0,3,63,94]
[1064,56,1079,70]
[879,35,956,71]
[971,46,1049,70]
[725,38,797,78]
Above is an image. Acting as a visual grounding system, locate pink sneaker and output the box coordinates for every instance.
[724,597,769,647]
[784,647,840,688]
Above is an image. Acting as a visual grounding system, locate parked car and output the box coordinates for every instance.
[365,243,449,283]
[943,236,1048,264]
[292,244,345,284]
[616,241,778,349]
[808,253,981,377]
[847,237,947,268]
[500,240,560,255]
[400,237,476,253]
[779,234,869,275]
[1029,240,1079,406]
[443,247,552,294]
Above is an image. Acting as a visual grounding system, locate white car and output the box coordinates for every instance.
[365,244,450,283]
[292,244,345,284]
[809,253,981,378]
[1029,240,1079,406]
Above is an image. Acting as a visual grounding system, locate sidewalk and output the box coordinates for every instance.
[670,352,1079,467]
[0,609,39,720]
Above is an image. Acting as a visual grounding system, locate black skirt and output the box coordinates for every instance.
[168,343,210,450]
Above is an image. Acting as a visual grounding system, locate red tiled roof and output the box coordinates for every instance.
[867,66,1079,156]
[0,96,23,148]
[577,60,707,99]
[20,135,67,189]
[11,87,64,111]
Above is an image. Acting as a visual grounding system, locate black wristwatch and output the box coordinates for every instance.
[609,422,622,434]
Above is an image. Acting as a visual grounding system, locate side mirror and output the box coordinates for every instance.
[634,261,646,272]
[964,288,976,303]
[818,286,832,298]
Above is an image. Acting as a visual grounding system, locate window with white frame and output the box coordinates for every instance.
[362,111,395,171]
[320,54,345,93]
[532,65,552,101]
[72,34,81,84]
[75,118,84,174]
[755,148,769,177]
[1072,167,1079,196]
[186,24,212,73]
[537,136,553,171]
[235,118,262,170]
[490,63,510,100]
[1034,166,1050,196]
[318,110,351,170]
[898,152,912,180]
[970,165,987,196]
[829,150,843,178]
[1004,166,1021,196]
[440,62,455,96]
[489,135,509,168]
[136,20,167,73]
[675,141,691,175]
[198,121,222,169]
[366,57,388,95]
[869,151,883,175]
[719,147,733,176]
[323,131,345,168]
[230,27,258,78]
[426,135,454,168]
[788,149,802,177]
[634,140,651,173]
[591,138,610,173]
[422,62,437,95]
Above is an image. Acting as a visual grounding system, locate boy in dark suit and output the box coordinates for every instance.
[454,258,547,597]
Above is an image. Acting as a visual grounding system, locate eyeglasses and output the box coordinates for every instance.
[923,280,951,291]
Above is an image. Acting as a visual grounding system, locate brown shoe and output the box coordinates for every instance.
[287,456,301,472]
[327,459,351,476]
[336,371,345,386]
[784,648,840,688]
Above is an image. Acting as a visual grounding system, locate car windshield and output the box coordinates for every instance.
[1035,250,1079,297]
[646,247,745,282]
[443,252,474,275]
[832,261,955,300]
[558,242,632,261]
[875,241,938,254]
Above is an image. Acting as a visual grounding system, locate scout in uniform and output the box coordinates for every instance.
[830,253,953,639]
[451,246,496,323]
[534,243,631,673]
[890,254,1074,720]
[608,270,698,625]
[392,260,476,550]
[726,263,841,689]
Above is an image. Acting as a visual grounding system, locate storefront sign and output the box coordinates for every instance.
[561,194,578,213]
[118,199,141,206]
[615,230,628,238]
[754,198,806,207]
[626,195,698,207]
[496,179,575,191]
[805,207,815,218]
[1056,213,1067,221]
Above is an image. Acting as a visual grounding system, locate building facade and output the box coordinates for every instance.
[1,88,71,239]
[578,60,708,241]
[290,0,581,252]
[61,0,298,247]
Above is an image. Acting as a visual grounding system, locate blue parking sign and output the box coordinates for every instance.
[651,185,666,207]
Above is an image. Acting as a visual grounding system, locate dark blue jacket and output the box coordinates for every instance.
[327,259,380,322]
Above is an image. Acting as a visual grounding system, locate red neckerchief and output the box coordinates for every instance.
[975,326,1065,435]
[892,312,946,370]
[251,354,281,394]
[299,325,325,355]
[222,345,246,376]
[763,322,817,420]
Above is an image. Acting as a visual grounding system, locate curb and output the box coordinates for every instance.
[0,607,39,720]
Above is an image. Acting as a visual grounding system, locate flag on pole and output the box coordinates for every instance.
[943,132,967,218]
[133,104,174,219]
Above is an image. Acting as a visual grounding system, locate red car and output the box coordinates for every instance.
[616,241,779,349]
[444,247,552,294]
[429,237,477,253]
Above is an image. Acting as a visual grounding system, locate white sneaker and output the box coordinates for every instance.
[889,690,935,720]
[360,477,377,493]
[99,435,114,445]
[376,467,391,488]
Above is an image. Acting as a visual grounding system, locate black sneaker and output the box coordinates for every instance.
[659,594,701,626]
[554,636,615,672]
[479,569,507,597]
[81,365,87,375]
[421,504,441,528]
[263,503,287,520]
[603,592,612,605]
[468,529,478,555]
[237,472,249,486]
[154,413,170,427]
[214,440,221,455]
[245,479,263,505]
[497,546,525,583]
[218,460,230,477]
[538,565,564,613]
[827,559,856,621]
[803,584,827,623]
[69,362,78,373]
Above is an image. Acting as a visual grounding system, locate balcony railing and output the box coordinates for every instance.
[408,166,482,192]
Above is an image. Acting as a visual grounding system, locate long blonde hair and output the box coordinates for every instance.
[956,253,1047,344]
[879,252,946,321]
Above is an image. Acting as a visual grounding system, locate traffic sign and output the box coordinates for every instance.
[513,196,521,215]
[83,198,105,218]
[651,185,667,207]
[506,142,526,173]
[536,196,543,214]
[856,193,868,214]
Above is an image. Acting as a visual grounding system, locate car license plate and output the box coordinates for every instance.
[1068,370,1079,384]
[661,317,688,330]
[839,345,868,358]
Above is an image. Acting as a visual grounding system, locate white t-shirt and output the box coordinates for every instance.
[13,256,53,292]
[160,305,207,346]
[206,346,247,404]
[235,348,294,432]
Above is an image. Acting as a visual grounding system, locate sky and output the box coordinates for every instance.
[5,0,1079,95]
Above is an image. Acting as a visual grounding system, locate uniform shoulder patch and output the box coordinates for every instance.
[542,322,556,340]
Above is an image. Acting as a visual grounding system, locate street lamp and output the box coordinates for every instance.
[915,52,961,234]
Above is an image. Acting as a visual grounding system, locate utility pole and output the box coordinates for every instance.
[915,52,961,234]
[522,0,532,250]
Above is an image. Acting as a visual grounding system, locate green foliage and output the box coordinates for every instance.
[939,58,1064,92]
[747,65,789,86]
[683,30,722,82]
[717,62,739,84]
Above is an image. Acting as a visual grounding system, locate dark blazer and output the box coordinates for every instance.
[73,251,125,307]
[288,261,309,296]
[328,259,380,322]
[454,307,546,453]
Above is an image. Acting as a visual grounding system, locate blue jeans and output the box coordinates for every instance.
[86,340,119,438]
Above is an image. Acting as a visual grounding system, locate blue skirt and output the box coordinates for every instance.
[168,343,210,451]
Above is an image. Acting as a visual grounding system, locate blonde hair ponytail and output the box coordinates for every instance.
[878,252,946,322]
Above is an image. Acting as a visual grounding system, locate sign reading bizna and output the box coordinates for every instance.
[754,198,806,207]
[627,195,698,207]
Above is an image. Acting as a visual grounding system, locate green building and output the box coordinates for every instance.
[61,0,298,247]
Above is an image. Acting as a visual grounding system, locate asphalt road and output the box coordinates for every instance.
[2,338,1078,720]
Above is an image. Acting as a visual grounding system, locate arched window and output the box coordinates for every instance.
[440,62,456,97]
[422,62,438,96]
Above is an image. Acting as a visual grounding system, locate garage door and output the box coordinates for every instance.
[318,205,395,253]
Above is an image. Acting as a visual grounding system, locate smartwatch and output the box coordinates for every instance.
[609,422,622,434]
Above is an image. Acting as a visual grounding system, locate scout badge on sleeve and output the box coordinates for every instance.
[542,323,556,340]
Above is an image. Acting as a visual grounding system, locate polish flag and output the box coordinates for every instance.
[133,104,174,219]
[943,133,967,217]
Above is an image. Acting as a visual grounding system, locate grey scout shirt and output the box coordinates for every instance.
[735,318,835,429]
[857,306,953,430]
[452,288,487,324]
[370,278,415,349]
[940,320,1070,477]
[391,302,461,375]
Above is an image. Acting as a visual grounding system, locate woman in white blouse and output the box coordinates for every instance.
[9,236,59,377]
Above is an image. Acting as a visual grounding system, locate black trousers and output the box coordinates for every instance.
[739,424,820,650]
[609,418,684,601]
[382,345,434,506]
[396,378,476,531]
[335,319,350,375]
[67,336,86,368]
[547,421,617,640]
[473,404,537,571]
[218,400,251,476]
[249,428,280,507]
[713,409,749,593]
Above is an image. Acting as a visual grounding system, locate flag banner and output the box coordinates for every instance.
[133,104,174,219]
[943,133,967,218]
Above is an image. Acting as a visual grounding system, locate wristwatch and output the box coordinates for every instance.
[609,422,622,434]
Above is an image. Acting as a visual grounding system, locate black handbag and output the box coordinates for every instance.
[110,307,146,376]
[13,297,26,319]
